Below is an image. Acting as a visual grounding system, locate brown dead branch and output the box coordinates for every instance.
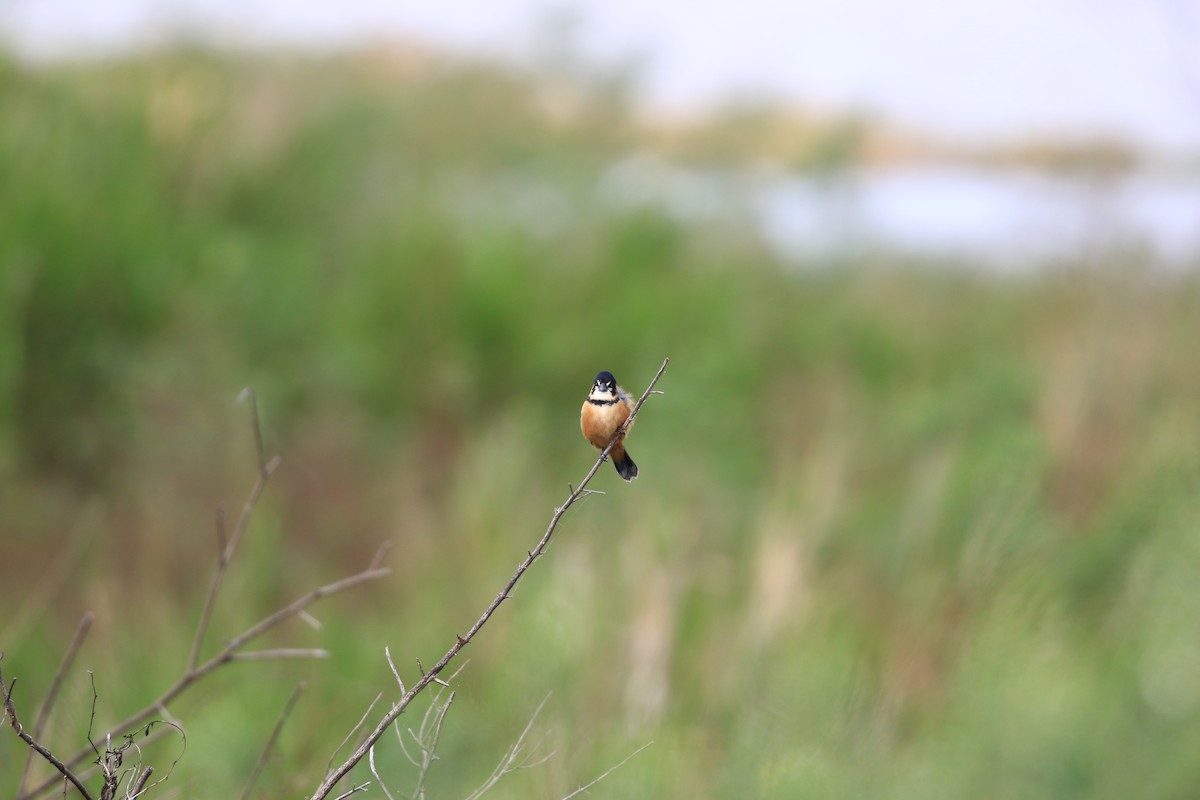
[1,660,95,800]
[15,612,94,795]
[16,392,389,800]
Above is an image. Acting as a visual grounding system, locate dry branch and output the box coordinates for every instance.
[188,453,280,673]
[129,767,153,799]
[20,564,388,800]
[16,612,94,795]
[1,661,95,800]
[463,695,555,800]
[17,394,390,800]
[310,358,669,800]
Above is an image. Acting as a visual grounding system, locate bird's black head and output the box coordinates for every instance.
[593,371,617,391]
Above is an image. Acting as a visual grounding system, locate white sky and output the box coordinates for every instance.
[3,0,1200,150]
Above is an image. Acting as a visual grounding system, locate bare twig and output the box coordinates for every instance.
[54,722,176,793]
[17,612,94,795]
[20,563,388,800]
[409,689,454,800]
[463,695,555,800]
[297,611,323,630]
[215,505,227,564]
[1,661,95,800]
[129,766,153,799]
[325,693,383,780]
[68,721,183,800]
[310,358,669,800]
[559,741,654,800]
[368,746,399,800]
[229,649,329,662]
[237,387,269,479]
[86,672,102,760]
[330,782,370,800]
[368,542,392,572]
[384,647,406,695]
[190,388,280,675]
[188,453,281,672]
[98,733,118,800]
[375,667,467,800]
[21,399,389,800]
[239,683,305,800]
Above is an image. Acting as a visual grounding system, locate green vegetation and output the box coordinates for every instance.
[2,49,1200,799]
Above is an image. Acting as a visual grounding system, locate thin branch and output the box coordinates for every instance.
[219,569,389,662]
[330,782,370,800]
[16,395,382,800]
[17,612,94,795]
[21,565,389,800]
[463,694,554,800]
[129,767,153,796]
[1,662,95,800]
[368,746,399,800]
[239,683,305,800]
[215,504,227,562]
[229,649,329,662]
[309,358,669,800]
[128,766,153,799]
[86,672,101,761]
[54,722,176,793]
[368,542,392,572]
[559,741,653,800]
[384,647,406,695]
[409,690,454,800]
[188,453,281,672]
[394,717,420,769]
[237,387,269,479]
[325,694,383,780]
[297,610,324,630]
[189,388,281,673]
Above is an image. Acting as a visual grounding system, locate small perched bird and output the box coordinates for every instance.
[580,370,639,482]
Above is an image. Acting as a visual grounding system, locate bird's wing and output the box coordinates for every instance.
[618,387,636,433]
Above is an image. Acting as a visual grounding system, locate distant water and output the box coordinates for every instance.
[598,157,1200,269]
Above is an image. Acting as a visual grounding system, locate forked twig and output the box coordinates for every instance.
[188,404,281,672]
[310,358,669,800]
[129,766,154,798]
[230,649,329,662]
[49,722,176,793]
[330,782,370,800]
[408,688,454,799]
[1,661,95,800]
[19,395,391,800]
[325,694,383,780]
[16,612,94,795]
[463,694,555,800]
[21,564,389,800]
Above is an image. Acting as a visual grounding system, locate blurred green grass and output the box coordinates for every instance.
[2,48,1200,799]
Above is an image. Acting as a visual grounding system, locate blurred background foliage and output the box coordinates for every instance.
[2,44,1200,799]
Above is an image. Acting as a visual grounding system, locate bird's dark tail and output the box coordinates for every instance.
[613,448,638,482]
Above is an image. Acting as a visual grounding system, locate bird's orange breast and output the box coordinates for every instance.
[581,399,630,449]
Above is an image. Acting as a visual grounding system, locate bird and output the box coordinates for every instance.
[580,370,638,482]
